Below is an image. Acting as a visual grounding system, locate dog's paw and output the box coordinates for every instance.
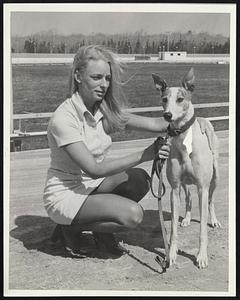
[210,218,222,228]
[180,211,191,227]
[181,217,191,227]
[169,244,178,266]
[196,251,208,269]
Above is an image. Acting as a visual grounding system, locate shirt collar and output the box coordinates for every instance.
[71,92,103,126]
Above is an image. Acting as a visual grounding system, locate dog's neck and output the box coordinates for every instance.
[167,103,195,137]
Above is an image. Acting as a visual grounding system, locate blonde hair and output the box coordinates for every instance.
[68,45,128,132]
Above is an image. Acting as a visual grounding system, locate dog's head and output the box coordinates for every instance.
[152,68,195,123]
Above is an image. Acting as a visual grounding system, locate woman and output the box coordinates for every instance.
[43,45,210,258]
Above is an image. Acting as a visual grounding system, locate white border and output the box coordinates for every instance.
[3,3,237,13]
[4,3,11,297]
[227,3,236,296]
[3,3,236,297]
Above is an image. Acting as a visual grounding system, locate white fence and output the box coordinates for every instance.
[11,53,230,65]
[10,102,229,152]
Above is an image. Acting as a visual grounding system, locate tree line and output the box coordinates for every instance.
[12,30,230,54]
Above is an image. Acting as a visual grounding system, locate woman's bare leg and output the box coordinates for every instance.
[94,168,150,202]
[72,193,144,231]
[71,168,150,231]
[60,168,150,252]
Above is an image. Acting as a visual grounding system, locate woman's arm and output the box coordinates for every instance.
[124,112,168,133]
[63,140,170,179]
[125,113,215,142]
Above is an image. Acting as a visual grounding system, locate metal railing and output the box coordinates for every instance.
[10,102,229,151]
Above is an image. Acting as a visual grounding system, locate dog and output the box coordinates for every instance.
[152,68,221,269]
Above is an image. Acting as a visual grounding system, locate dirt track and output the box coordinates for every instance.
[7,132,232,296]
[8,192,229,294]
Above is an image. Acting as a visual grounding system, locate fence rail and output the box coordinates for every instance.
[10,102,229,151]
[13,102,229,120]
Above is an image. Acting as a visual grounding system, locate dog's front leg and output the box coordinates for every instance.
[169,185,181,266]
[196,186,209,269]
[181,184,192,227]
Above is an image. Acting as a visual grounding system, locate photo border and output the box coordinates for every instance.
[3,2,236,297]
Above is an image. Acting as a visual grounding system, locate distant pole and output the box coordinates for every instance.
[10,64,13,134]
[166,32,170,52]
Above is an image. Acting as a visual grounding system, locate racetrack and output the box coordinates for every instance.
[6,131,234,296]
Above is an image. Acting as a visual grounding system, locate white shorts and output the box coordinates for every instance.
[43,168,105,225]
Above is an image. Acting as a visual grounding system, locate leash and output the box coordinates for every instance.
[150,135,170,272]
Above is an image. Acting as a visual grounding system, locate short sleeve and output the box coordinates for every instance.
[50,111,84,147]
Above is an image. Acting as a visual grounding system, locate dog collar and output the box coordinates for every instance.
[167,114,196,137]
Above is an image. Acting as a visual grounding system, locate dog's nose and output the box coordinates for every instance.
[163,112,172,122]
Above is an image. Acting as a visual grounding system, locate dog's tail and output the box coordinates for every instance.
[208,131,219,201]
[202,118,219,184]
[212,132,219,184]
[206,120,219,185]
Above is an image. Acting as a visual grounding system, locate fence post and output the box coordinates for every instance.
[10,64,22,152]
[10,64,13,134]
[10,64,15,151]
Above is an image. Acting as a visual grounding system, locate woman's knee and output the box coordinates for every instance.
[96,168,150,201]
[126,168,150,201]
[122,203,144,229]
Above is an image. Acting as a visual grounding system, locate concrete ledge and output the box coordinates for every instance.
[12,55,230,65]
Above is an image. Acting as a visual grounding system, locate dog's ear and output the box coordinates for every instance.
[152,73,168,93]
[182,68,195,92]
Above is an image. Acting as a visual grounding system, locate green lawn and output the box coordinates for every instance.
[12,63,229,150]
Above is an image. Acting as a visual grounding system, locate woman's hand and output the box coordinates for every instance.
[141,138,170,162]
[154,138,171,160]
[157,142,171,160]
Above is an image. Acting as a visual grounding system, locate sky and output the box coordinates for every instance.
[11,12,230,37]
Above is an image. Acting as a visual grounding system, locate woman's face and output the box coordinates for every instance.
[77,59,111,106]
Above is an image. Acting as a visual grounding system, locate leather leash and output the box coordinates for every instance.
[150,135,170,272]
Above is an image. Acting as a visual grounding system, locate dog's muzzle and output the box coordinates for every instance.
[163,112,172,122]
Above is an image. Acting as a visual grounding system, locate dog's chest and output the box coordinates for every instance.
[169,135,196,184]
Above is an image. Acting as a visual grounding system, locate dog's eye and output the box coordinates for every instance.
[162,97,167,103]
[177,97,184,103]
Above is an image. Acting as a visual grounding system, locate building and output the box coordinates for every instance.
[159,51,187,61]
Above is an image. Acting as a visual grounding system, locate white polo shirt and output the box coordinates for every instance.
[48,92,112,174]
[43,93,113,224]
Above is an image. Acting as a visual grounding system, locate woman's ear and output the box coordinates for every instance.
[74,70,81,84]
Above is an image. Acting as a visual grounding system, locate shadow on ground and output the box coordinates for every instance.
[10,211,168,255]
[10,210,196,265]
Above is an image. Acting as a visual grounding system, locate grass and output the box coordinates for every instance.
[12,63,229,150]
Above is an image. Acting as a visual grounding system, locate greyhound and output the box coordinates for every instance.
[152,68,221,269]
